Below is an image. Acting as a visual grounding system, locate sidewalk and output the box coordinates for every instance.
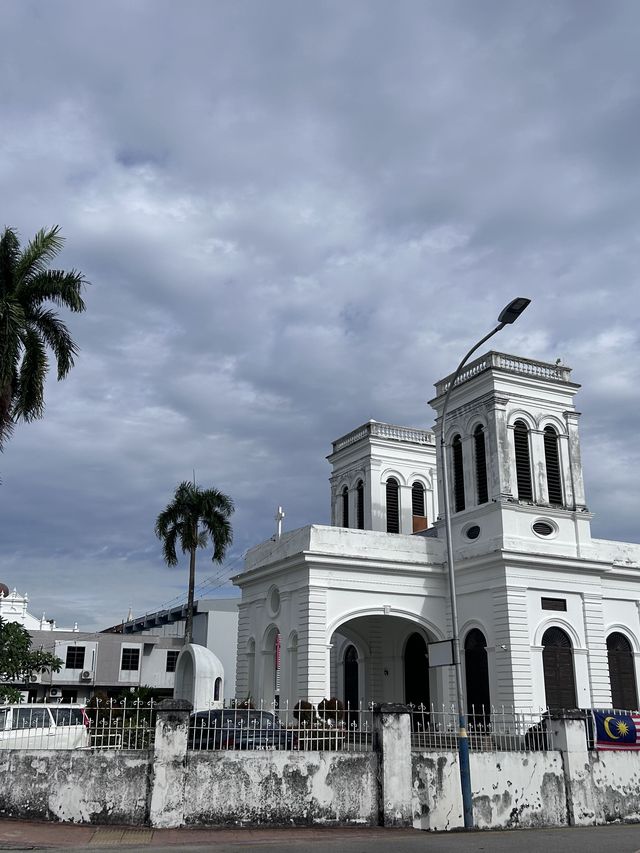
[0,820,419,851]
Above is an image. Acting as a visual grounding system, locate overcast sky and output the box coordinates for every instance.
[1,1,639,633]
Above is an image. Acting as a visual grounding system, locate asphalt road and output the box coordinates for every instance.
[2,824,640,853]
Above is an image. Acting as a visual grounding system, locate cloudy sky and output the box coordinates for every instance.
[1,1,639,633]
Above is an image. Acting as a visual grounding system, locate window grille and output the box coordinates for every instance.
[166,650,179,673]
[65,646,85,670]
[544,426,563,506]
[452,435,465,512]
[513,420,533,501]
[341,486,349,527]
[474,425,488,504]
[356,480,365,529]
[386,478,400,533]
[120,648,140,671]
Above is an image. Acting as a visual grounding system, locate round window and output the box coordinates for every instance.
[268,586,281,616]
[465,525,481,540]
[532,520,556,538]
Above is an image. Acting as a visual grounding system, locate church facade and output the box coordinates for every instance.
[232,351,640,715]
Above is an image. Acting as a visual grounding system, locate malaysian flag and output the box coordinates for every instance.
[593,710,640,750]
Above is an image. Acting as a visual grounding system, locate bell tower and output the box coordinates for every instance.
[429,352,592,555]
[327,420,438,535]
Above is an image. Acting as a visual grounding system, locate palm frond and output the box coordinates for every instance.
[15,227,65,284]
[0,299,26,386]
[0,228,20,298]
[26,308,78,380]
[19,269,87,313]
[13,328,47,422]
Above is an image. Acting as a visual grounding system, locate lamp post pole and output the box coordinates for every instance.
[439,297,530,830]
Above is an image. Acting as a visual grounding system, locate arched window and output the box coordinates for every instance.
[542,627,577,710]
[356,480,365,530]
[465,629,490,719]
[214,677,222,701]
[412,481,427,532]
[386,478,400,533]
[341,486,349,527]
[513,420,533,501]
[452,434,465,512]
[544,426,563,506]
[607,632,638,710]
[474,425,489,505]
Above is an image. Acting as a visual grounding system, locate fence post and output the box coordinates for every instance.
[373,703,413,827]
[545,710,595,826]
[149,698,192,829]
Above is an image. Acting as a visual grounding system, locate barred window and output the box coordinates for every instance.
[65,646,85,670]
[121,648,140,671]
[166,650,179,673]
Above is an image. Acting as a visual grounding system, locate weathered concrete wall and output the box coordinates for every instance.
[183,752,378,826]
[412,750,567,831]
[588,751,640,824]
[0,750,150,824]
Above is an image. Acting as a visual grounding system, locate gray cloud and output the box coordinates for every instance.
[1,0,639,630]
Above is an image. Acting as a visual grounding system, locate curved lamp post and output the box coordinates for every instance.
[439,297,530,829]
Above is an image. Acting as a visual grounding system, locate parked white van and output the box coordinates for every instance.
[0,704,90,749]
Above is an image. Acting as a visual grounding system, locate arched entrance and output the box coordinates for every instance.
[607,632,638,710]
[344,645,359,710]
[464,629,490,717]
[404,632,430,709]
[542,627,577,710]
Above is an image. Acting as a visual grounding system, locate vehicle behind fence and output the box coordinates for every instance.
[409,704,554,751]
[187,700,373,752]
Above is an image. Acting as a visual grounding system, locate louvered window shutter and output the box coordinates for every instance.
[513,420,533,501]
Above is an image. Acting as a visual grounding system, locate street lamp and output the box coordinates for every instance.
[439,297,530,829]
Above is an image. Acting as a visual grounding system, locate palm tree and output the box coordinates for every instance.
[155,481,234,644]
[0,226,87,450]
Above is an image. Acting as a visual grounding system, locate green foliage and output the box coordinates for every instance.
[0,617,62,702]
[0,226,88,450]
[155,481,234,642]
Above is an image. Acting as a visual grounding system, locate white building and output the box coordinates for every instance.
[0,584,78,633]
[233,351,640,714]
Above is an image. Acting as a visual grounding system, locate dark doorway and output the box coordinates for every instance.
[464,629,490,719]
[607,633,638,710]
[404,633,430,709]
[542,627,577,710]
[344,645,359,710]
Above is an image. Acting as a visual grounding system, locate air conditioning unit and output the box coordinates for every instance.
[49,687,62,698]
[80,670,93,681]
[29,674,39,683]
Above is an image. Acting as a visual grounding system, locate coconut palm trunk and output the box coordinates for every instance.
[185,539,197,644]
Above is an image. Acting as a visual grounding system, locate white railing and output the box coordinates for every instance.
[435,351,573,396]
[410,704,554,752]
[333,422,434,452]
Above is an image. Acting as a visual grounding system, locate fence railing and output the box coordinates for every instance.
[410,705,555,752]
[0,700,155,751]
[188,700,373,752]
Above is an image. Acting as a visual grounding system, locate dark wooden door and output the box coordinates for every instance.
[344,645,359,710]
[404,633,430,709]
[542,627,577,710]
[465,629,490,717]
[608,632,638,710]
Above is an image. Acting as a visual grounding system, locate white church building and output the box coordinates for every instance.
[232,351,640,715]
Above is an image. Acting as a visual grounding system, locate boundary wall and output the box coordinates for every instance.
[0,703,638,830]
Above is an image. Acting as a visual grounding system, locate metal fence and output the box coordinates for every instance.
[410,705,555,752]
[188,701,373,752]
[0,700,155,750]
